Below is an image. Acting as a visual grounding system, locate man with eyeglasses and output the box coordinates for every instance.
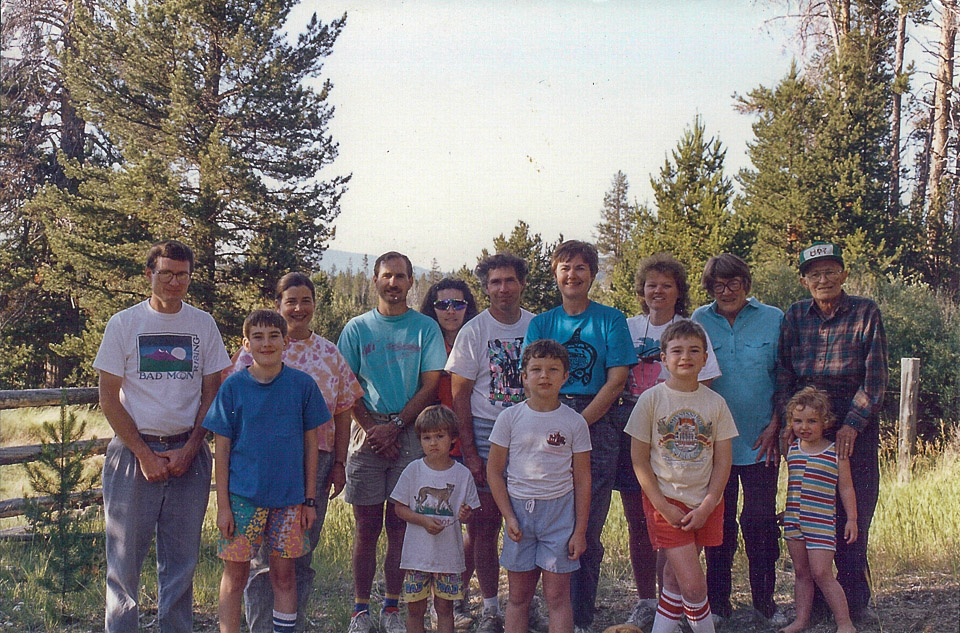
[337,251,447,633]
[94,240,232,633]
[773,241,888,626]
[445,252,535,633]
[691,254,786,628]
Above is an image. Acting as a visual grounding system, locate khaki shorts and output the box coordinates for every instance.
[344,425,423,505]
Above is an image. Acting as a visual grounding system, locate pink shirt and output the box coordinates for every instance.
[228,332,364,452]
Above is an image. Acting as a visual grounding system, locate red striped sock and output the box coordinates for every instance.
[683,597,715,633]
[650,589,684,633]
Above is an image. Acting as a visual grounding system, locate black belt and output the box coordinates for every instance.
[139,431,191,444]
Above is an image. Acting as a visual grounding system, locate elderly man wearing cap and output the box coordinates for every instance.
[774,241,888,625]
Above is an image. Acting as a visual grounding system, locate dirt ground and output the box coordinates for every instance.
[168,570,958,633]
[589,570,960,633]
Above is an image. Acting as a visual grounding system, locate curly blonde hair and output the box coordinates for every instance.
[786,386,836,430]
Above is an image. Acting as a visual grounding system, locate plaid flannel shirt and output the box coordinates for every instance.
[774,292,888,431]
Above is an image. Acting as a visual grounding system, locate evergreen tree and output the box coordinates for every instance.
[594,170,634,277]
[24,395,102,620]
[33,0,349,377]
[1,0,92,387]
[478,220,562,314]
[737,33,908,277]
[620,116,747,307]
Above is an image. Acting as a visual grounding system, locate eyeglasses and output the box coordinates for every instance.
[803,270,843,282]
[154,270,192,283]
[434,299,468,311]
[711,279,743,295]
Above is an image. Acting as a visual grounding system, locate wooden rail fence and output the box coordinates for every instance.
[0,361,924,519]
[0,388,104,520]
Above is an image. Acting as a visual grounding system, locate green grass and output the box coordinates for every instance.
[1,410,958,631]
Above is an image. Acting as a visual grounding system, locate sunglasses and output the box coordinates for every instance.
[434,299,468,311]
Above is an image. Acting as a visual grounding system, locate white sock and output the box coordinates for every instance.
[273,609,297,633]
[482,596,500,615]
[650,589,684,633]
[682,597,715,633]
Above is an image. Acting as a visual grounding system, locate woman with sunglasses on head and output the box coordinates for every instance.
[420,278,480,407]
[615,253,721,631]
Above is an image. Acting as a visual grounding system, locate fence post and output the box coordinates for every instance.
[898,357,920,483]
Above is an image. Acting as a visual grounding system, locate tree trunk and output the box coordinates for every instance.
[891,8,907,216]
[927,0,957,213]
[927,0,957,284]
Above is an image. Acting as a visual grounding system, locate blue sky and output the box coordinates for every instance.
[292,1,797,270]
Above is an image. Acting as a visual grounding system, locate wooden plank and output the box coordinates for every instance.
[898,357,921,483]
[0,438,110,466]
[0,484,217,519]
[0,387,98,410]
[0,489,104,519]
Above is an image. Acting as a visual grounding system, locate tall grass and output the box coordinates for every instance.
[871,433,960,576]
[1,411,958,631]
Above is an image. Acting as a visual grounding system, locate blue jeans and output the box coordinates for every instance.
[564,396,621,628]
[244,450,335,633]
[103,436,211,633]
[705,462,781,617]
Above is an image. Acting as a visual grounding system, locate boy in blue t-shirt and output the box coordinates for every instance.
[203,310,330,633]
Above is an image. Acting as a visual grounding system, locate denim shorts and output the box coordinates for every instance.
[500,491,579,574]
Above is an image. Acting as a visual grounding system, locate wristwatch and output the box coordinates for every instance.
[390,414,404,429]
[303,498,316,507]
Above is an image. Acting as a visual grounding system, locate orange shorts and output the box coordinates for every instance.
[641,492,724,549]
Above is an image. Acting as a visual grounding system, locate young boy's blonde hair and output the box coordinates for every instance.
[414,404,460,439]
[786,386,837,429]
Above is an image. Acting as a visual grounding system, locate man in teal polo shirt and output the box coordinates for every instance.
[691,253,785,627]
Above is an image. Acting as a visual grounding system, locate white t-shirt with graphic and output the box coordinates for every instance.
[488,402,591,500]
[625,314,721,397]
[93,300,232,436]
[624,382,738,508]
[445,309,535,421]
[390,459,480,573]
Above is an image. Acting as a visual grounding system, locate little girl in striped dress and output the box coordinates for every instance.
[780,386,858,633]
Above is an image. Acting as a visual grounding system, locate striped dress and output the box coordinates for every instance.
[783,440,839,550]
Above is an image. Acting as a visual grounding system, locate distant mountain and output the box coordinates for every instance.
[318,249,430,276]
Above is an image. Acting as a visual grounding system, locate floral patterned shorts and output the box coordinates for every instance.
[218,493,309,562]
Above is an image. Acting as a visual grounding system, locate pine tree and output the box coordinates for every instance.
[1,0,92,387]
[594,170,634,276]
[624,116,747,307]
[34,0,349,372]
[737,33,908,277]
[24,394,101,620]
[478,220,562,314]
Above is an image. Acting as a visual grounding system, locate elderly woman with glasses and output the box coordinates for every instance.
[691,253,787,628]
[616,253,721,630]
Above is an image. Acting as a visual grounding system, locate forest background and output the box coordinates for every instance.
[3,0,960,436]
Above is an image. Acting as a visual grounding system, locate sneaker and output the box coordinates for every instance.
[528,596,548,633]
[625,598,658,630]
[476,610,503,633]
[348,611,374,633]
[380,609,406,633]
[755,606,789,629]
[573,626,591,633]
[852,605,880,626]
[710,612,727,630]
[453,599,473,630]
